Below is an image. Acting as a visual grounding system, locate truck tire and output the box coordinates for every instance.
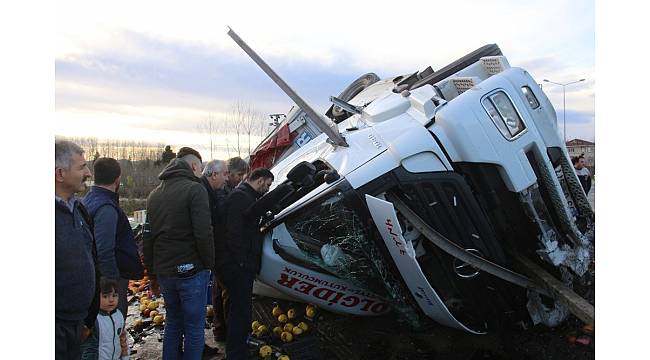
[327,73,380,123]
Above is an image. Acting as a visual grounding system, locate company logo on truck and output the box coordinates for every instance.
[385,218,406,256]
[276,267,389,314]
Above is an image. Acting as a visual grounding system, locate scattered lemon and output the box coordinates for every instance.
[148,301,158,310]
[291,327,303,336]
[257,325,269,335]
[278,355,290,360]
[305,307,316,318]
[259,345,273,358]
[297,322,309,332]
[149,310,158,318]
[280,331,293,343]
[139,304,147,312]
[273,326,283,337]
[278,314,288,323]
[287,308,296,319]
[283,323,294,332]
[153,315,164,325]
[272,305,283,317]
[252,320,262,331]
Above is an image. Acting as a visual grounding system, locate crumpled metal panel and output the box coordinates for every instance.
[284,191,424,328]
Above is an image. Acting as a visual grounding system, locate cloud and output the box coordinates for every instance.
[55,0,594,146]
[56,30,377,114]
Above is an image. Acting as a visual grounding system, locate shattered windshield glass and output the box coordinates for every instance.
[283,187,424,327]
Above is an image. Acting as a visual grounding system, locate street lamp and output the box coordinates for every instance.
[543,78,586,143]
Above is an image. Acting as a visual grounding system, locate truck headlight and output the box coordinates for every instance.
[481,91,526,140]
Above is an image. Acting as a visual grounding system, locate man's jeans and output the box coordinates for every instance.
[158,270,210,360]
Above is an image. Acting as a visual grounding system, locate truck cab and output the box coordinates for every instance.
[247,44,594,333]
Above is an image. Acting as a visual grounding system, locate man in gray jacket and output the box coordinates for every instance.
[145,147,214,360]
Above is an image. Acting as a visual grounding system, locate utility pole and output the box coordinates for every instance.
[543,78,585,144]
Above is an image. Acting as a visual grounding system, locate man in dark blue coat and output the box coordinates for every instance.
[83,157,144,319]
[219,168,274,360]
[55,140,99,360]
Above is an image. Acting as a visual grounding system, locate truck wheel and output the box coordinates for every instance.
[329,73,380,123]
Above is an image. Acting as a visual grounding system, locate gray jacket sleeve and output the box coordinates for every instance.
[191,184,215,269]
[93,205,120,280]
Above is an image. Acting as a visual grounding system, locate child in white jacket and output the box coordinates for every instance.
[80,278,129,360]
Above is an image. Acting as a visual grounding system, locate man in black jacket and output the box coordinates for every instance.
[219,168,274,360]
[145,147,214,360]
[55,140,99,360]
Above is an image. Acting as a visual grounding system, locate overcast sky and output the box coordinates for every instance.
[55,0,595,159]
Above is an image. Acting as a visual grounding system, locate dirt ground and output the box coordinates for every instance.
[127,294,594,360]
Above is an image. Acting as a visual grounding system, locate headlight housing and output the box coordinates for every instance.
[481,90,526,140]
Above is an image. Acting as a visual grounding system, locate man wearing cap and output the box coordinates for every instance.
[145,147,214,360]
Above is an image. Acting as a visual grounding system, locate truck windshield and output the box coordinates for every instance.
[283,189,387,296]
[280,183,425,327]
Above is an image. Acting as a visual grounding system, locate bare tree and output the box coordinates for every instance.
[197,113,222,160]
[226,100,270,158]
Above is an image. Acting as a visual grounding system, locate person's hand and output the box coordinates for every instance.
[81,325,91,341]
[149,277,161,297]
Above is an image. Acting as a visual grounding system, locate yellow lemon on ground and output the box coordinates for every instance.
[273,326,283,337]
[139,304,147,312]
[257,325,269,335]
[272,305,283,317]
[278,314,288,323]
[278,355,290,360]
[280,331,293,343]
[148,301,158,310]
[292,327,303,336]
[132,319,143,328]
[283,323,294,332]
[149,310,158,318]
[287,308,296,319]
[251,320,261,331]
[259,345,273,358]
[305,307,316,318]
[153,315,164,325]
[297,322,309,332]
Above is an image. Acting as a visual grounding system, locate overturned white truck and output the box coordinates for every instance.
[229,29,594,334]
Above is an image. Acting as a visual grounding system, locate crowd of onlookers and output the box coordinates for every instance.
[56,140,275,360]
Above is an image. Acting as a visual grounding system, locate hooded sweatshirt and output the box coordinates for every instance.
[144,158,214,276]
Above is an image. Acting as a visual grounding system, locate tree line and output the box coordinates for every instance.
[56,136,172,200]
[57,101,277,210]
